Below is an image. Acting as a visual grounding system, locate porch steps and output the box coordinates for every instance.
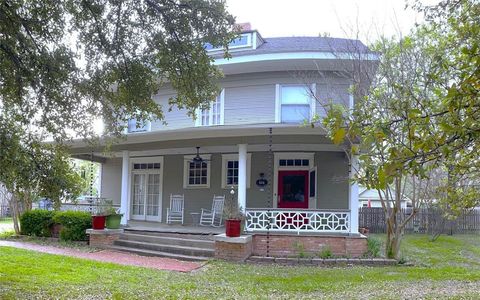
[110,230,215,261]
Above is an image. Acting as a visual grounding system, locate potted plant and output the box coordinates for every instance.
[223,193,244,237]
[105,207,123,229]
[91,198,108,230]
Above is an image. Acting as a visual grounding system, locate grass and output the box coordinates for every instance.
[0,217,12,224]
[0,234,479,299]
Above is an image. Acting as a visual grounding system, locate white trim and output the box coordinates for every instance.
[309,166,318,209]
[252,32,257,50]
[349,84,354,114]
[183,154,212,189]
[310,83,316,119]
[195,89,225,127]
[126,119,151,134]
[273,152,315,209]
[275,84,316,124]
[129,156,164,222]
[214,51,379,66]
[274,84,281,123]
[349,154,359,234]
[221,153,252,189]
[120,151,130,225]
[238,144,247,212]
[207,33,253,53]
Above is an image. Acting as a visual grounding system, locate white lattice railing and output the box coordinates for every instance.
[245,209,350,234]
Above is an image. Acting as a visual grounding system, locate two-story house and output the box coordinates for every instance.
[70,24,377,259]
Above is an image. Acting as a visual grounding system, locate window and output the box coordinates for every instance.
[205,33,252,51]
[279,159,309,167]
[183,155,211,188]
[196,90,224,126]
[127,118,150,133]
[276,85,315,123]
[221,154,251,188]
[226,161,239,185]
[133,163,161,170]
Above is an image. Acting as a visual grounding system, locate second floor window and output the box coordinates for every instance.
[127,118,149,133]
[277,85,315,123]
[196,89,225,126]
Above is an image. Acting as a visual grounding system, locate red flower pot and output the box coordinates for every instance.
[92,215,106,230]
[225,219,241,237]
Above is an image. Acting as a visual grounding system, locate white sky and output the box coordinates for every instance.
[226,0,433,43]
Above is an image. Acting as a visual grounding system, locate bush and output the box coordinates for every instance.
[364,236,382,258]
[20,210,56,237]
[53,211,91,241]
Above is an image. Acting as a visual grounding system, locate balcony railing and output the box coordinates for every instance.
[245,209,350,234]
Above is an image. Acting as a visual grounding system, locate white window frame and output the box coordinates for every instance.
[183,154,211,188]
[221,153,252,189]
[195,89,225,127]
[128,156,163,222]
[275,84,316,123]
[206,33,252,52]
[126,117,151,134]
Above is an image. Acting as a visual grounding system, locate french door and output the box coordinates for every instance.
[131,172,161,221]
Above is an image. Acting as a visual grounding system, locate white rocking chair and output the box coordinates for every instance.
[200,195,225,227]
[166,194,184,224]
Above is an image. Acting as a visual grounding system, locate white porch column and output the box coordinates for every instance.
[120,150,130,225]
[238,144,247,212]
[349,154,359,235]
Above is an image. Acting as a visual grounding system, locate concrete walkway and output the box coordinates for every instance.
[0,240,204,272]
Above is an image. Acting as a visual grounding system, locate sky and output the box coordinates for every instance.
[225,0,433,43]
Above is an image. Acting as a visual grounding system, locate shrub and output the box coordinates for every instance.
[53,211,91,241]
[318,245,333,259]
[20,210,56,237]
[364,236,382,258]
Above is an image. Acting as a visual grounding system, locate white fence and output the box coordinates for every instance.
[245,209,350,234]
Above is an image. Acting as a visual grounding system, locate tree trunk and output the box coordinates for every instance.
[10,196,21,235]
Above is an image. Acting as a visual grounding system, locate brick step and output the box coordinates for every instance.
[109,245,211,262]
[119,232,215,249]
[113,239,215,257]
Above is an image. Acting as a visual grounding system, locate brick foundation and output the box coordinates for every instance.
[86,229,123,248]
[252,234,367,258]
[214,234,252,261]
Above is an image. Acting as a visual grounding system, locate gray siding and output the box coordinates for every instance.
[100,158,122,205]
[99,150,349,224]
[316,151,349,209]
[144,71,352,131]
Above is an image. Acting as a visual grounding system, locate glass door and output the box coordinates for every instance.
[131,172,161,221]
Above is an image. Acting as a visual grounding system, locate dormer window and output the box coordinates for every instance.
[205,33,252,52]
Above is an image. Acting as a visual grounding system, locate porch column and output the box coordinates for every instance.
[238,144,247,212]
[349,154,359,235]
[120,150,130,225]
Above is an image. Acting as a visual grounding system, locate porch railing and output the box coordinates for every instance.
[245,209,350,234]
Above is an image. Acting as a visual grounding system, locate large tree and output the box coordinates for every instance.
[1,0,237,141]
[321,0,480,259]
[0,0,237,231]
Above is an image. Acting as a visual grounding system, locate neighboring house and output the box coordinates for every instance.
[69,24,377,258]
[359,187,412,209]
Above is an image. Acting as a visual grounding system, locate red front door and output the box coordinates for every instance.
[278,170,309,209]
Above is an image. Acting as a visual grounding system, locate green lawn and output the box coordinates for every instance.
[0,234,479,299]
[0,218,12,224]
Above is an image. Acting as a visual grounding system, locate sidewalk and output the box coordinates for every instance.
[0,240,204,272]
